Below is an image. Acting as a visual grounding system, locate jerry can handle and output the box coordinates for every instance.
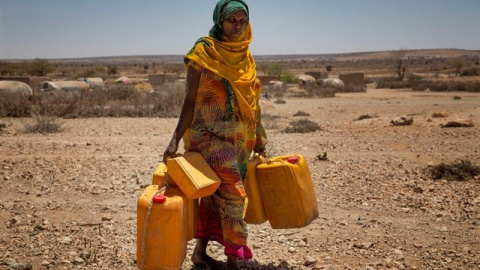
[163,172,170,189]
[259,155,272,164]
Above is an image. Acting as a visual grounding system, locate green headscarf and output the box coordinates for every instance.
[209,0,249,40]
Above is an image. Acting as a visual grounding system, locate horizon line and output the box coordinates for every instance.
[2,48,479,62]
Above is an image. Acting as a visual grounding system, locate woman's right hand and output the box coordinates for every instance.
[162,139,178,164]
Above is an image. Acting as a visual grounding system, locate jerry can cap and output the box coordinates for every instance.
[153,193,166,204]
[287,156,299,164]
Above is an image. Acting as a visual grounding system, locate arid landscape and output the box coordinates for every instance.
[1,49,479,270]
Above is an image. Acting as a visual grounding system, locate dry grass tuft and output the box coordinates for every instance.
[428,160,480,181]
[261,113,282,130]
[355,114,373,121]
[284,119,321,133]
[293,110,310,117]
[23,115,63,134]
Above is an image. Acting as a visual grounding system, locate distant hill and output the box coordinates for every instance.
[3,49,479,64]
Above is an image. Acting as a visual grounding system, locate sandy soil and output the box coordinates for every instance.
[1,87,479,270]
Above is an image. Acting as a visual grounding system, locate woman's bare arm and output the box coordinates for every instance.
[162,65,200,163]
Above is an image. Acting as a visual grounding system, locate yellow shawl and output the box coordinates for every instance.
[185,24,260,125]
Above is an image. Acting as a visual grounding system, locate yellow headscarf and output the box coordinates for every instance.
[185,22,260,125]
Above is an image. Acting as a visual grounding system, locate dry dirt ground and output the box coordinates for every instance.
[0,87,479,270]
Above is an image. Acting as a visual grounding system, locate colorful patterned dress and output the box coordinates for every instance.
[183,61,267,259]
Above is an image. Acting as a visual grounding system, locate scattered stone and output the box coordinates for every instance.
[102,215,114,221]
[10,263,32,270]
[59,236,72,244]
[304,256,317,266]
[10,216,21,225]
[413,242,423,248]
[432,112,449,118]
[441,119,474,128]
[353,242,375,249]
[391,116,414,126]
[73,257,85,265]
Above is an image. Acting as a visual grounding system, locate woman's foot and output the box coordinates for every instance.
[191,239,221,270]
[226,255,239,270]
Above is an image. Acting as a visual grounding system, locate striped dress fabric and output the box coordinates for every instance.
[183,61,267,259]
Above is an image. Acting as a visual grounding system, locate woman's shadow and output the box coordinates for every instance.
[189,259,292,270]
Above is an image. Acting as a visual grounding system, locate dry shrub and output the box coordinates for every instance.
[412,81,480,92]
[342,84,366,93]
[376,77,480,92]
[0,92,33,117]
[274,99,286,104]
[1,83,185,119]
[0,123,6,132]
[428,160,480,181]
[293,110,310,117]
[460,66,479,76]
[23,115,63,134]
[355,114,373,121]
[261,113,281,130]
[284,119,320,133]
[316,152,328,161]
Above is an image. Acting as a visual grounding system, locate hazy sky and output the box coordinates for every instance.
[1,0,479,59]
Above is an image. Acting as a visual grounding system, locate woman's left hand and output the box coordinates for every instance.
[254,148,267,158]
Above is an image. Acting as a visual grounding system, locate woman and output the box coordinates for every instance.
[162,0,267,269]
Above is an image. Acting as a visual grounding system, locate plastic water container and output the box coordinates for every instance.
[137,185,188,270]
[167,151,221,199]
[151,162,198,240]
[244,156,267,224]
[151,162,176,186]
[255,154,319,229]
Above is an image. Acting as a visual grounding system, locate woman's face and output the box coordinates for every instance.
[222,10,248,42]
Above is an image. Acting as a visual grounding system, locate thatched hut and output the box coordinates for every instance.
[77,77,105,89]
[0,80,33,96]
[38,81,90,97]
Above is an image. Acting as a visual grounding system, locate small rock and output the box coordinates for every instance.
[59,236,72,244]
[394,249,404,260]
[73,257,85,265]
[304,256,317,266]
[441,119,474,128]
[391,116,414,126]
[472,196,480,205]
[288,247,296,253]
[432,112,448,118]
[10,263,33,270]
[413,242,423,248]
[10,216,21,225]
[80,249,92,260]
[102,215,113,221]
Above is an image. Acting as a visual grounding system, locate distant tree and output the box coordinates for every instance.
[452,58,464,77]
[0,62,21,76]
[78,65,107,78]
[391,50,407,81]
[258,62,267,76]
[266,62,284,77]
[107,65,119,76]
[26,58,55,76]
[280,70,298,84]
[325,65,333,74]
